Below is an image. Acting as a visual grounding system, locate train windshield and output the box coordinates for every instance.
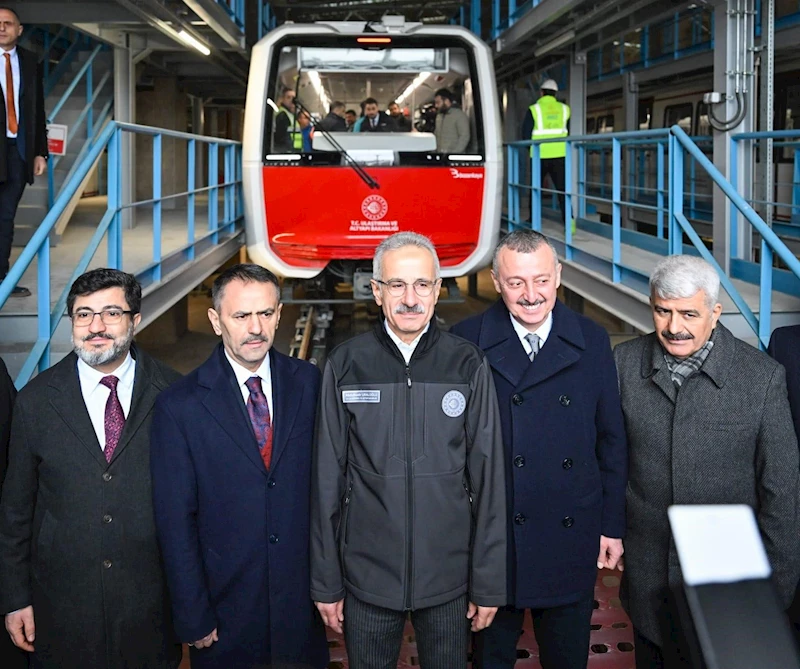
[264,35,485,164]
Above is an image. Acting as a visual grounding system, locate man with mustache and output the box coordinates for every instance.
[150,264,328,669]
[451,229,627,669]
[312,232,507,667]
[613,254,800,668]
[0,268,182,668]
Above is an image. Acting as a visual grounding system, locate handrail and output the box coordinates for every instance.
[47,43,102,123]
[1,121,244,387]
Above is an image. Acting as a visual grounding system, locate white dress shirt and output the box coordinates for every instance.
[385,320,430,365]
[77,352,136,450]
[225,350,274,418]
[0,47,19,139]
[510,310,553,358]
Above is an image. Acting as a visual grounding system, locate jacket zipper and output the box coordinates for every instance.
[404,363,413,610]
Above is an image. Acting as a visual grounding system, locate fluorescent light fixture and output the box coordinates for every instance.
[266,98,279,113]
[448,155,482,161]
[534,30,575,58]
[395,71,430,105]
[307,70,331,112]
[178,29,211,56]
[265,154,302,161]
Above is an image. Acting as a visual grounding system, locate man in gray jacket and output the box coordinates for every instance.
[311,232,506,668]
[434,89,471,154]
[614,255,800,669]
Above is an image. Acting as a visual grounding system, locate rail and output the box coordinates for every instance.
[506,125,800,348]
[0,122,244,388]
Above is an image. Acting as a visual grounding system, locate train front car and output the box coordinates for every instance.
[242,18,502,291]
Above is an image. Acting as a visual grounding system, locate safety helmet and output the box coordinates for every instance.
[540,79,559,92]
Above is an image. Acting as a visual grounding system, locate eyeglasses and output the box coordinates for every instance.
[374,279,439,297]
[71,309,134,326]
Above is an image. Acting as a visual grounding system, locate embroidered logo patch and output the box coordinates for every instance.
[441,390,466,417]
[342,390,381,403]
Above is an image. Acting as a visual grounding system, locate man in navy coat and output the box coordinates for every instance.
[451,229,627,669]
[150,264,329,669]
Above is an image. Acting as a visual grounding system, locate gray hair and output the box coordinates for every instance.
[649,255,721,308]
[492,229,559,275]
[373,232,441,280]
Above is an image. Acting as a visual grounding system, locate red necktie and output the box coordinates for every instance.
[4,53,16,135]
[245,376,273,470]
[100,376,125,462]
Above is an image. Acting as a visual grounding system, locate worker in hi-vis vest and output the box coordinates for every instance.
[521,79,573,230]
[273,87,303,152]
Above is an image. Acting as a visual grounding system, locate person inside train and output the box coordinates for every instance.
[388,102,412,131]
[359,97,398,133]
[320,101,347,132]
[352,100,367,133]
[345,109,357,131]
[434,88,470,153]
[296,110,314,152]
[273,86,301,152]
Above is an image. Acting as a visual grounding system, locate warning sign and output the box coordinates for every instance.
[47,124,68,156]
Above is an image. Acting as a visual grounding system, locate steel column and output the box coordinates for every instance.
[569,50,586,228]
[114,34,136,229]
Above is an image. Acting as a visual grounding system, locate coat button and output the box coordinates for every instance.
[102,473,112,482]
[559,395,571,407]
[103,514,112,524]
[103,559,112,569]
[267,479,276,488]
[514,513,527,525]
[562,516,574,528]
[514,455,525,468]
[512,394,524,406]
[562,458,573,470]
[269,534,279,544]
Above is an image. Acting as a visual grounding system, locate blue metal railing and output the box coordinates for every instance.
[258,1,277,39]
[0,123,244,388]
[506,126,800,348]
[217,0,246,29]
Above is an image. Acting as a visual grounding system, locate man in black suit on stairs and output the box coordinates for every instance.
[0,7,48,298]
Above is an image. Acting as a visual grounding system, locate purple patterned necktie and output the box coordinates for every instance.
[245,376,273,469]
[100,375,125,462]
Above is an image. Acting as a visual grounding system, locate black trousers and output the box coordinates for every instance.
[0,631,28,669]
[472,592,595,669]
[541,157,567,221]
[343,592,470,669]
[0,141,28,279]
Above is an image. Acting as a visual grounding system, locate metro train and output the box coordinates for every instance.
[242,17,503,294]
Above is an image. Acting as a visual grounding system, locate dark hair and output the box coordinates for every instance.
[0,7,21,24]
[212,263,280,311]
[363,97,378,107]
[435,88,454,102]
[492,229,558,275]
[331,101,345,111]
[346,109,357,116]
[67,268,142,316]
[279,86,294,98]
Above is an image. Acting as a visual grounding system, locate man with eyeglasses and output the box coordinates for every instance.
[0,268,182,669]
[451,230,627,669]
[312,231,507,667]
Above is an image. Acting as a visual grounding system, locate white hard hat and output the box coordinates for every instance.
[541,79,558,92]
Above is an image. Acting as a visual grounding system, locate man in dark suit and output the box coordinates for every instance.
[0,8,48,297]
[0,356,25,669]
[767,324,800,643]
[150,264,329,669]
[359,97,397,133]
[0,268,182,669]
[615,255,800,669]
[451,229,627,669]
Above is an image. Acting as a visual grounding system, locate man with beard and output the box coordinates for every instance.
[150,264,329,669]
[613,255,800,668]
[451,229,627,669]
[0,268,182,669]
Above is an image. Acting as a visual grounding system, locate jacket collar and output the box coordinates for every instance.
[373,315,441,363]
[477,299,585,390]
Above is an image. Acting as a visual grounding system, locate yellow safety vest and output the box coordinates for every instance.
[277,108,303,150]
[529,96,570,159]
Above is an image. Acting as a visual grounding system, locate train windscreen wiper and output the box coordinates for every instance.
[294,97,380,191]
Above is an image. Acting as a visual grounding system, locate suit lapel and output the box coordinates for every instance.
[200,345,268,476]
[47,353,108,469]
[478,300,530,388]
[641,335,677,403]
[268,350,302,472]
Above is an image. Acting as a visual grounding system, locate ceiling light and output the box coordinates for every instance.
[178,29,211,56]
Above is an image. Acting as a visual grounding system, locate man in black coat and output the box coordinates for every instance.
[0,268,182,669]
[0,8,49,297]
[319,101,347,132]
[359,97,397,133]
[0,357,25,669]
